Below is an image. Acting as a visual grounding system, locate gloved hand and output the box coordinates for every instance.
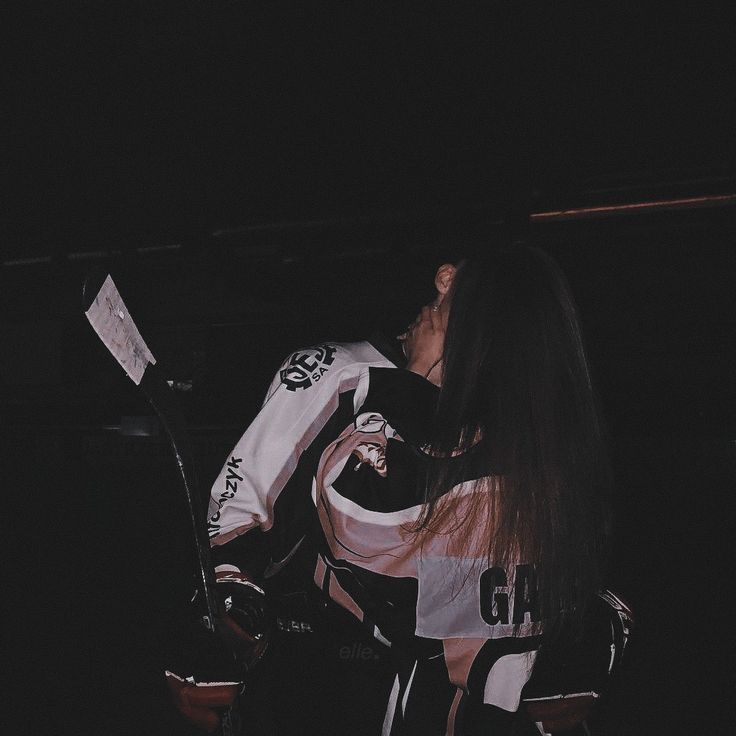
[213,567,272,671]
[166,567,273,732]
[165,671,241,733]
[521,589,634,735]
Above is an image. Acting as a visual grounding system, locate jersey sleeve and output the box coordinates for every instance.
[206,343,370,549]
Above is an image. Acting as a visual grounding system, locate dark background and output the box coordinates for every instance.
[4,3,736,735]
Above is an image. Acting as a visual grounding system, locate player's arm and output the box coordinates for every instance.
[167,344,363,729]
[206,343,358,557]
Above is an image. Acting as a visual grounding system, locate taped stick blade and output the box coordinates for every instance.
[84,274,157,385]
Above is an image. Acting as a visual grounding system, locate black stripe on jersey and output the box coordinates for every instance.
[331,437,426,513]
[263,388,359,565]
[388,653,457,736]
[360,367,439,446]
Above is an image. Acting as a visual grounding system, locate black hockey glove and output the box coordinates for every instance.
[213,567,272,671]
[166,567,273,733]
[521,589,634,735]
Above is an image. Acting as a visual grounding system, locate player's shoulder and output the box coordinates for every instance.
[277,340,396,392]
[282,340,397,369]
[333,339,399,367]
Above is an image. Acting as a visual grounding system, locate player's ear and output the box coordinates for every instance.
[434,263,456,297]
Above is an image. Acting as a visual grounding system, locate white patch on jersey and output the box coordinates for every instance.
[482,651,537,711]
[401,660,419,716]
[373,625,392,647]
[353,368,372,414]
[323,482,423,526]
[415,556,541,639]
[382,675,401,736]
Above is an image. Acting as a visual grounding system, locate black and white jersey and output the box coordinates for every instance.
[206,339,631,734]
[207,341,540,713]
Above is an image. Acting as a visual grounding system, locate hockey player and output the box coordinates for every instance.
[167,245,633,735]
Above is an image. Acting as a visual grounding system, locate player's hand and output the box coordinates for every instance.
[165,569,272,731]
[399,303,447,385]
[213,569,271,671]
[521,589,634,734]
[165,671,240,733]
[523,694,597,734]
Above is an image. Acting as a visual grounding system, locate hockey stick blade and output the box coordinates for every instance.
[84,273,158,385]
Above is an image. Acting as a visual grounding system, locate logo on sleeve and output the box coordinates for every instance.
[280,344,337,391]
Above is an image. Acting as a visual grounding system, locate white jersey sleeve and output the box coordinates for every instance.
[206,341,394,547]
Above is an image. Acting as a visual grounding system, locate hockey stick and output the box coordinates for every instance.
[83,272,240,736]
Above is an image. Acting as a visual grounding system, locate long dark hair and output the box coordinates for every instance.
[417,245,612,633]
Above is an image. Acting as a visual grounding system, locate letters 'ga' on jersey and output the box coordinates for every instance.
[207,340,543,715]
